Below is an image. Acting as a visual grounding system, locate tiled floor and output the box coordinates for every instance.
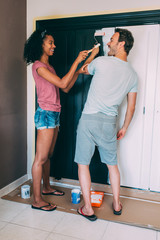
[0,198,159,240]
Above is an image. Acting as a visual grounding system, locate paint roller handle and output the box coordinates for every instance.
[88,43,100,54]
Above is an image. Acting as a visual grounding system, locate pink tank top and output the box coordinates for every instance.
[32,61,61,112]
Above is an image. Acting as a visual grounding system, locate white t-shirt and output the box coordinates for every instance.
[82,56,138,116]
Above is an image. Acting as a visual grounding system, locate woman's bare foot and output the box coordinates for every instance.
[42,186,64,196]
[32,199,56,211]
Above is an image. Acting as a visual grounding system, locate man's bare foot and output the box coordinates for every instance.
[78,205,94,216]
[112,202,122,215]
[77,206,97,221]
[113,201,122,212]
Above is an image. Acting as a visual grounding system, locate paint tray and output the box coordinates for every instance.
[91,191,104,207]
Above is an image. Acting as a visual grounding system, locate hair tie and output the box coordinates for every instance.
[41,30,47,38]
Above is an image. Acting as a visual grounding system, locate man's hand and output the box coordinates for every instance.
[117,92,137,140]
[117,127,127,140]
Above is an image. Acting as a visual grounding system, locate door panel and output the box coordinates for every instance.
[50,29,108,184]
[117,25,159,189]
[149,26,160,192]
[96,25,160,189]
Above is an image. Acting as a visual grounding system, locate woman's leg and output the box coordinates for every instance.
[32,128,56,209]
[42,127,59,193]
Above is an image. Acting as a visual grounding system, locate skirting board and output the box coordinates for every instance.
[0,174,29,198]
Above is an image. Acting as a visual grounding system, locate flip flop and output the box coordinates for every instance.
[31,203,57,211]
[42,190,65,196]
[113,203,122,215]
[77,207,97,221]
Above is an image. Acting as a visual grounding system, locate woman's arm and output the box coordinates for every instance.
[62,46,100,92]
[61,63,88,93]
[37,51,88,89]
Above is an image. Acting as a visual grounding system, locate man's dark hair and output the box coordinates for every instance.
[115,28,134,55]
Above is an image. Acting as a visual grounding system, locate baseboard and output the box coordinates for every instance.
[0,174,29,198]
[50,177,81,189]
[49,177,114,194]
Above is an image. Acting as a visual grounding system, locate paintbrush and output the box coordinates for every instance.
[88,43,101,53]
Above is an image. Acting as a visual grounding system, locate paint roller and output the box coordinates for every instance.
[88,31,105,54]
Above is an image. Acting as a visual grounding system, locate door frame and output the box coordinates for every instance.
[36,10,160,30]
[27,9,160,180]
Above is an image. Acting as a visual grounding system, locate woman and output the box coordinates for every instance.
[24,29,88,211]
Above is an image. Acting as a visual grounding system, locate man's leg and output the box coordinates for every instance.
[78,164,94,216]
[74,114,97,220]
[107,164,122,211]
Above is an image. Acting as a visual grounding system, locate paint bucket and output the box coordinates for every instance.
[71,188,81,204]
[91,191,104,207]
[21,185,30,199]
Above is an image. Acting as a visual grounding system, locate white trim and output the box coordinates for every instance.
[50,177,81,190]
[50,178,160,204]
[0,174,29,198]
[27,65,35,177]
[149,25,160,192]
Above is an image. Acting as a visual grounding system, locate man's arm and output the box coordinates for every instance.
[117,92,137,140]
[85,46,99,64]
[81,46,100,74]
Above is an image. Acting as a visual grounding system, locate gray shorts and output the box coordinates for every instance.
[74,112,117,166]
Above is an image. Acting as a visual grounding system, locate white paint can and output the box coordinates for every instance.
[21,185,30,199]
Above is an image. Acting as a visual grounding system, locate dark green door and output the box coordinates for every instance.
[49,28,108,184]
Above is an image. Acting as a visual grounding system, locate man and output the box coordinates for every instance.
[74,28,138,221]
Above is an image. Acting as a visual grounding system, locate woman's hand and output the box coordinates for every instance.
[76,51,88,63]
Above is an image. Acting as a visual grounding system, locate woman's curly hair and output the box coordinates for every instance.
[23,29,54,65]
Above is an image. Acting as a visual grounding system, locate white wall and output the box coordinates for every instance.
[26,0,160,177]
[27,0,160,36]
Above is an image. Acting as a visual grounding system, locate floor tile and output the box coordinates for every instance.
[53,212,108,240]
[46,232,82,240]
[11,207,65,232]
[0,223,49,240]
[0,221,7,231]
[0,199,158,240]
[0,199,28,222]
[101,222,157,240]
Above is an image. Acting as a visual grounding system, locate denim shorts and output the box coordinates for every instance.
[74,112,117,166]
[34,107,60,130]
